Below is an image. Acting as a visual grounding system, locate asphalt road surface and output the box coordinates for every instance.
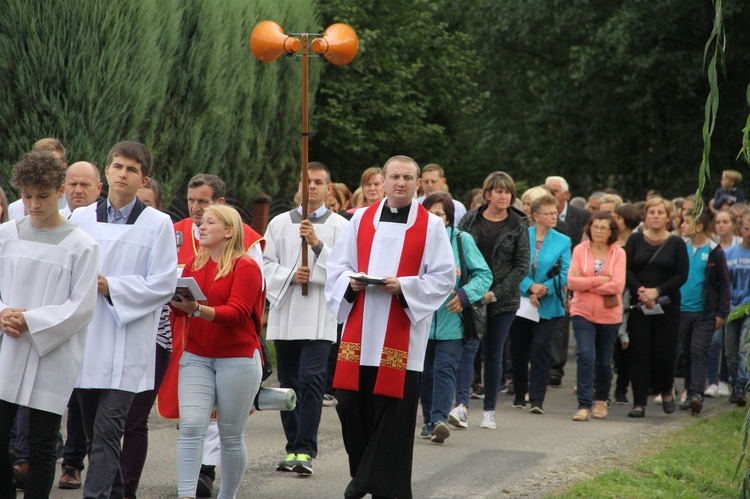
[39,353,732,498]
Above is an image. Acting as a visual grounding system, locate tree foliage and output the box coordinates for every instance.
[0,0,320,204]
[310,0,486,191]
[460,0,750,200]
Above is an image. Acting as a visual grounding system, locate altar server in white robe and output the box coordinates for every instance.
[325,156,455,499]
[71,141,178,498]
[264,162,349,475]
[0,151,98,498]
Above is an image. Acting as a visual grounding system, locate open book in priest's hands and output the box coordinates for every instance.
[348,273,387,285]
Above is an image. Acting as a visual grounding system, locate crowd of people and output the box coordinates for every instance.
[1,137,749,499]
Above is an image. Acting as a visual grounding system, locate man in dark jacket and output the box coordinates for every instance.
[545,176,591,384]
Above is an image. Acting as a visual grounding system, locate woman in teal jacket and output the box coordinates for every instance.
[510,194,571,414]
[419,193,492,443]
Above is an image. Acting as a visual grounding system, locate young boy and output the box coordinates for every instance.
[724,213,750,407]
[678,212,730,413]
[0,151,99,497]
[71,141,178,497]
[714,169,745,211]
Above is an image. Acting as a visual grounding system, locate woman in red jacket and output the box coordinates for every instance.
[170,204,263,499]
[568,212,626,421]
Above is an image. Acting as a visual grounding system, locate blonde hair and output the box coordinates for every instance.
[191,205,246,280]
[723,169,743,186]
[599,193,623,208]
[522,185,552,204]
[644,197,673,217]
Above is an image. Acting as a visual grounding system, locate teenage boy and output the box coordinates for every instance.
[0,151,99,498]
[71,141,178,498]
[678,212,730,413]
[8,138,68,219]
[264,162,348,476]
[724,213,750,407]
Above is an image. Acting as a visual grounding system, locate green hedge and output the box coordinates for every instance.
[0,0,321,203]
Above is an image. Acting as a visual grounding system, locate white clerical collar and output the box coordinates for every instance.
[296,204,327,219]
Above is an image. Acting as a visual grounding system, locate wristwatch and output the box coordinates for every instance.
[192,304,202,318]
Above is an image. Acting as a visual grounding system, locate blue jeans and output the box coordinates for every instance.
[724,316,750,390]
[420,339,464,424]
[455,339,480,408]
[482,311,517,411]
[176,351,261,499]
[572,316,618,409]
[274,339,331,458]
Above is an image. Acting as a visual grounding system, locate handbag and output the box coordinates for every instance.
[602,294,618,308]
[456,231,488,341]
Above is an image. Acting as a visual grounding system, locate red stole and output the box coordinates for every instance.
[333,202,429,399]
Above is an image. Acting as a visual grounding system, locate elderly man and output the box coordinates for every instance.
[326,155,455,499]
[544,175,591,386]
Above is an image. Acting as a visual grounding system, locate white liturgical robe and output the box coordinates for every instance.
[0,221,99,415]
[325,199,455,372]
[264,210,349,341]
[72,202,178,393]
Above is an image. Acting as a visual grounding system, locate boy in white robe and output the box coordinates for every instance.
[71,141,178,498]
[0,151,99,497]
[264,162,349,475]
[325,156,455,499]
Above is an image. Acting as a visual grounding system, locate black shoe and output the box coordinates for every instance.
[529,401,544,414]
[614,391,628,405]
[729,388,739,404]
[628,407,645,418]
[548,377,562,386]
[344,480,367,499]
[662,396,676,414]
[512,396,526,409]
[737,392,748,407]
[505,380,515,396]
[196,464,215,497]
[689,394,704,413]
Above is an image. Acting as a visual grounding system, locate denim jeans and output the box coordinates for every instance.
[724,316,750,390]
[0,400,62,499]
[420,339,464,424]
[572,316,618,409]
[482,311,517,411]
[455,339,480,408]
[707,326,729,385]
[176,351,261,499]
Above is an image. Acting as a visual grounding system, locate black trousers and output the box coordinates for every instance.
[549,312,571,380]
[336,367,420,499]
[678,312,716,396]
[510,317,559,403]
[0,400,61,499]
[628,304,681,407]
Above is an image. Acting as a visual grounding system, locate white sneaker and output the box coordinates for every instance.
[678,389,688,404]
[719,381,732,396]
[705,384,719,398]
[479,410,496,430]
[654,393,663,405]
[448,405,468,429]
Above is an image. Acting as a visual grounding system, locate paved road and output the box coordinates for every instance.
[42,354,732,498]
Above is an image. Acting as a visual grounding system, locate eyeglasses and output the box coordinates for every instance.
[591,226,611,232]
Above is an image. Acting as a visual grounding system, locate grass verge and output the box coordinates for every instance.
[552,407,746,498]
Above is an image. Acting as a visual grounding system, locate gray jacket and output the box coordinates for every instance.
[458,206,530,316]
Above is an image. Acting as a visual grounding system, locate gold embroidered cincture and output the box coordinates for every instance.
[380,347,408,370]
[338,341,361,362]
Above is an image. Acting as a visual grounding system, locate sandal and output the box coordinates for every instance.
[572,408,590,421]
[592,400,608,419]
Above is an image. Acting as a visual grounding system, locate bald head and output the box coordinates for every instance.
[65,161,102,209]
